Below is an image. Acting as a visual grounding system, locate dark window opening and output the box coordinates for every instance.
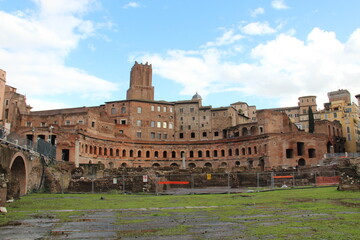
[286,149,294,158]
[308,148,316,158]
[62,149,70,161]
[297,142,305,156]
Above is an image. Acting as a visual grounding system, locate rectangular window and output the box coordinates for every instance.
[163,106,167,112]
[26,121,32,127]
[334,113,337,118]
[163,122,167,128]
[169,107,173,113]
[180,125,183,130]
[40,122,46,127]
[163,133,168,139]
[203,116,206,120]
[137,107,142,113]
[150,132,155,139]
[179,133,184,139]
[188,125,191,130]
[121,119,126,125]
[65,120,71,125]
[136,120,142,126]
[297,142,304,156]
[157,133,161,139]
[151,121,155,127]
[157,106,161,112]
[308,149,316,158]
[214,131,219,136]
[137,131,142,138]
[151,105,155,111]
[202,132,207,137]
[192,117,195,120]
[78,120,84,125]
[180,108,183,113]
[169,123,173,129]
[91,121,95,127]
[190,107,194,113]
[286,149,294,158]
[157,121,161,128]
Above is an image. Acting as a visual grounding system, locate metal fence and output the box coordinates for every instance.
[65,170,340,195]
[0,132,56,160]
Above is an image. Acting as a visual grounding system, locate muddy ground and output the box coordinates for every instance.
[1,201,359,240]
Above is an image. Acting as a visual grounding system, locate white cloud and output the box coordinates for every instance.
[202,30,244,48]
[271,0,289,10]
[0,0,117,110]
[241,22,276,35]
[123,2,141,9]
[136,28,360,109]
[250,7,265,17]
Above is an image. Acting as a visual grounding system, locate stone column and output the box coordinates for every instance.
[74,140,80,168]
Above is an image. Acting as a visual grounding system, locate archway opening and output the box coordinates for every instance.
[10,156,27,197]
[204,162,212,168]
[188,163,196,168]
[170,163,179,168]
[298,158,306,166]
[152,163,160,168]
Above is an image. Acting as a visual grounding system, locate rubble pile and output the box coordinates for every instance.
[337,158,360,191]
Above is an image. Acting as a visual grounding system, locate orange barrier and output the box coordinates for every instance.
[273,176,293,179]
[158,181,190,185]
[316,176,340,185]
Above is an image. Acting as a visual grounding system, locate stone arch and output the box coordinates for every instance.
[121,162,127,167]
[220,162,227,167]
[9,153,28,196]
[152,163,160,168]
[242,127,248,136]
[250,126,257,135]
[204,162,212,168]
[170,163,179,168]
[188,163,196,168]
[235,161,241,166]
[298,158,306,166]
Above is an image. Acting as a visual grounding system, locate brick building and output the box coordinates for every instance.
[2,62,345,170]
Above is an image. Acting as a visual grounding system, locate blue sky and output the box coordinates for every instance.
[0,0,360,111]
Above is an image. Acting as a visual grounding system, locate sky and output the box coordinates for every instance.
[0,0,360,111]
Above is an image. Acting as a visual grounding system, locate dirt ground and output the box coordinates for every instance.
[1,203,358,240]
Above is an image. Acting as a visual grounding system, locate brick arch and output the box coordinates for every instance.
[9,152,28,196]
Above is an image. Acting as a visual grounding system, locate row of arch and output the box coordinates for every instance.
[81,143,267,159]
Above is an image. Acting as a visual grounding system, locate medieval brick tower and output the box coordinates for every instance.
[126,62,154,101]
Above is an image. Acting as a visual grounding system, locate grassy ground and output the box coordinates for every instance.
[1,187,360,239]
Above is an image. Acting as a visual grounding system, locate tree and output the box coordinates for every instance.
[308,107,314,133]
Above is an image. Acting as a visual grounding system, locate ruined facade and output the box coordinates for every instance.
[1,63,348,170]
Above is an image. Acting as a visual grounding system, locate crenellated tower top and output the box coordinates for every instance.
[126,61,154,101]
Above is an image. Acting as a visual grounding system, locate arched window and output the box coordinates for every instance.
[228,149,232,156]
[146,151,150,158]
[85,144,88,153]
[213,150,217,157]
[190,151,194,158]
[188,163,196,168]
[206,150,210,157]
[122,149,126,157]
[198,151,203,158]
[221,149,225,157]
[235,148,239,156]
[204,162,212,168]
[94,146,97,155]
[138,150,142,157]
[121,107,126,114]
[242,127,248,136]
[154,151,159,158]
[116,149,119,157]
[110,148,113,156]
[130,150,134,157]
[172,151,176,158]
[163,151,167,158]
[104,148,108,156]
[99,147,103,155]
[242,148,246,155]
